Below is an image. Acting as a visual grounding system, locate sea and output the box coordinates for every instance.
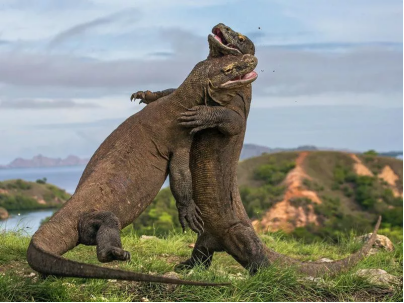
[0,166,169,234]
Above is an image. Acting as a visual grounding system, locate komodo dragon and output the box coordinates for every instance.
[26,53,258,286]
[176,95,382,276]
[140,26,382,276]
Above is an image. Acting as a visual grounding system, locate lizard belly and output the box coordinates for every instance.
[190,128,240,233]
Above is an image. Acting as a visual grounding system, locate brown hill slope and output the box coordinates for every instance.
[238,151,403,237]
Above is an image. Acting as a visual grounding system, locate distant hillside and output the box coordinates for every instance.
[0,179,70,215]
[2,147,402,169]
[240,144,318,160]
[134,151,403,242]
[0,154,89,169]
[378,151,403,158]
[237,151,402,239]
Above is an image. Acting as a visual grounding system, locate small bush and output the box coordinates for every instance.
[36,177,47,184]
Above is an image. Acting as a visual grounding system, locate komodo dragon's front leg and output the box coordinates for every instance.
[130,89,176,104]
[178,104,244,136]
[169,149,204,234]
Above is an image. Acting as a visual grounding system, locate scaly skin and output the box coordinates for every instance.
[26,54,258,286]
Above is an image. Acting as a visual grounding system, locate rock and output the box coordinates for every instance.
[141,297,150,302]
[356,234,394,251]
[188,243,195,248]
[355,269,400,287]
[228,272,246,280]
[367,248,379,256]
[24,272,36,278]
[140,235,158,241]
[300,276,326,284]
[0,207,9,220]
[298,276,334,287]
[316,258,333,263]
[163,271,181,291]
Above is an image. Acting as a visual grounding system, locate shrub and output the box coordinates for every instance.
[36,177,47,184]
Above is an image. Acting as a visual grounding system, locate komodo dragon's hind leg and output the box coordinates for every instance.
[222,223,269,275]
[174,232,223,272]
[78,211,131,263]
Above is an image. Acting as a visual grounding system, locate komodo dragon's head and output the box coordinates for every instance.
[208,23,255,57]
[177,53,258,106]
[204,53,258,106]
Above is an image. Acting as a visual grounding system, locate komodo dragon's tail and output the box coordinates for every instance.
[264,216,382,276]
[27,240,229,286]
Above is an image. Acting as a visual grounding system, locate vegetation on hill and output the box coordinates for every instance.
[0,230,401,301]
[130,151,402,244]
[0,179,70,212]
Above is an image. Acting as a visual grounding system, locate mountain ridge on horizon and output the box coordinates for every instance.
[0,154,90,169]
[1,144,402,169]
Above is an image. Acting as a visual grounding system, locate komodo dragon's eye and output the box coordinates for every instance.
[222,64,235,75]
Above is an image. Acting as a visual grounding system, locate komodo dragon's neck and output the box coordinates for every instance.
[167,62,210,110]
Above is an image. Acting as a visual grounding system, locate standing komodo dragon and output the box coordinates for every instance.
[141,27,382,276]
[27,53,258,286]
[177,88,382,276]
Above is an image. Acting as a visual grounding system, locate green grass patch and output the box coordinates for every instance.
[0,230,402,302]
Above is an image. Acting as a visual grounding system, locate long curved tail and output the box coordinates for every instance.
[264,216,382,276]
[26,239,229,286]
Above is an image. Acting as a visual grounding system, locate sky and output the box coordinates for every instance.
[0,0,402,163]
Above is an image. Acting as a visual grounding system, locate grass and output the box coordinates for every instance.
[0,229,402,302]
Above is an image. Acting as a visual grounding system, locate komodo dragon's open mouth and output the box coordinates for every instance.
[210,27,242,55]
[220,70,258,88]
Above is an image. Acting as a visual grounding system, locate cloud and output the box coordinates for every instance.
[254,45,402,97]
[48,8,139,49]
[2,0,94,11]
[274,0,402,44]
[147,51,174,58]
[0,40,401,102]
[0,99,101,109]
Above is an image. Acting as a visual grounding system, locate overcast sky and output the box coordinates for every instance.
[0,0,402,163]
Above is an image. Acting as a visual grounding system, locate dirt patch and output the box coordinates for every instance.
[378,166,402,197]
[254,152,322,233]
[0,260,34,277]
[350,154,373,176]
[0,189,8,195]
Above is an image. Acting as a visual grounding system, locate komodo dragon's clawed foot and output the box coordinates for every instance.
[97,247,131,263]
[178,106,223,135]
[130,90,148,104]
[174,257,211,273]
[174,260,194,272]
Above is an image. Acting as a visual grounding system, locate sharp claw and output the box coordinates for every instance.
[192,218,204,234]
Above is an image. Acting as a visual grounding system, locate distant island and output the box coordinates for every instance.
[0,146,402,169]
[0,154,89,169]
